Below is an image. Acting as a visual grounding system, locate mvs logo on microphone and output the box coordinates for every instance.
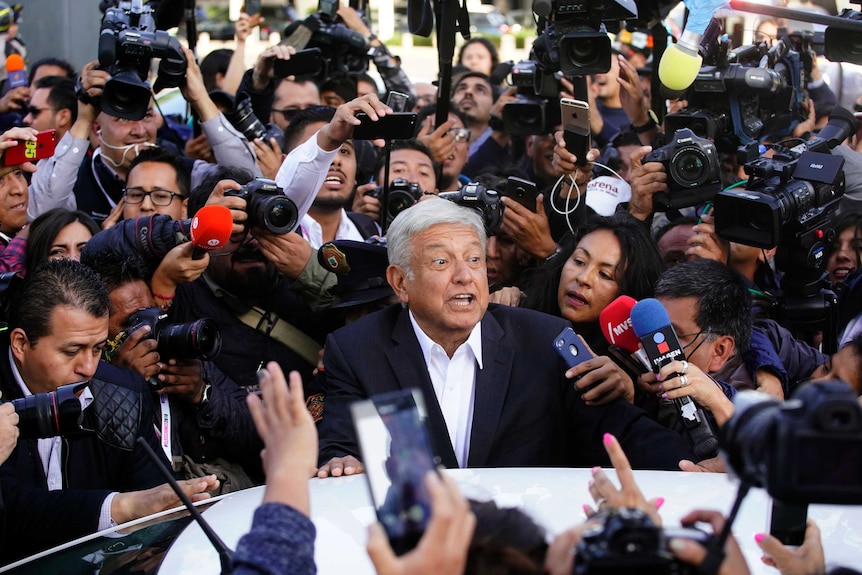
[641,326,683,369]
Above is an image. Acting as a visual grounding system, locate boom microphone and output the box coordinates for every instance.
[5,54,27,90]
[599,295,651,373]
[630,298,719,460]
[190,205,233,260]
[658,0,728,93]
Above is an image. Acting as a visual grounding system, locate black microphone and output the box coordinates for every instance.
[630,299,719,460]
[136,437,233,574]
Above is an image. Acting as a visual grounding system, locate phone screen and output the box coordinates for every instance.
[351,389,437,555]
[769,500,808,546]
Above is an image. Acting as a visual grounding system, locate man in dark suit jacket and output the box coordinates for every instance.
[0,260,219,563]
[317,200,695,477]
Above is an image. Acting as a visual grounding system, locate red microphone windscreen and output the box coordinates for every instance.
[190,205,232,251]
[5,54,24,72]
[599,295,641,353]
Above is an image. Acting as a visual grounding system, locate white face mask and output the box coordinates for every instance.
[585,175,632,216]
[97,131,158,169]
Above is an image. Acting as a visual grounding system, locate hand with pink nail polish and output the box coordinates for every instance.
[583,433,663,526]
[754,519,825,575]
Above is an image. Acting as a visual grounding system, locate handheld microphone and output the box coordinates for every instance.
[190,205,233,260]
[630,298,719,460]
[5,54,27,90]
[658,0,728,92]
[599,295,651,374]
[136,437,233,574]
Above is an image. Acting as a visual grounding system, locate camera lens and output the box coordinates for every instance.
[387,190,418,220]
[250,193,298,235]
[11,384,85,440]
[157,319,223,360]
[670,148,708,187]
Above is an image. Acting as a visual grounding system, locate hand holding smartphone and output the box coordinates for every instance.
[560,98,591,167]
[501,176,538,212]
[4,129,57,166]
[553,327,594,370]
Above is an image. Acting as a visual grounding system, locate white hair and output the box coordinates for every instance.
[386,198,486,279]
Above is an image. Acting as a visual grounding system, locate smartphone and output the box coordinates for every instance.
[560,98,591,167]
[273,48,323,79]
[769,500,808,546]
[244,0,261,16]
[502,176,538,212]
[353,112,418,140]
[4,129,57,166]
[553,327,594,370]
[351,388,439,555]
[386,91,410,113]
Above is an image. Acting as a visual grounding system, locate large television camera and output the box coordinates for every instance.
[664,37,807,154]
[98,0,187,121]
[283,0,369,84]
[722,382,862,505]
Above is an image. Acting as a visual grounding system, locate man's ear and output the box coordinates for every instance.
[706,334,736,374]
[55,108,73,132]
[9,328,29,364]
[386,264,410,305]
[181,197,189,220]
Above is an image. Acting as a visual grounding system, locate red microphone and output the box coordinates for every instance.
[190,205,233,260]
[6,54,27,90]
[599,295,651,374]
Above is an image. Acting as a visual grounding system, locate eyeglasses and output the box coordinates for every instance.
[271,108,301,123]
[123,187,183,206]
[25,106,53,118]
[448,128,470,142]
[679,327,713,357]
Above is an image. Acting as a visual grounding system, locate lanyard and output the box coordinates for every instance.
[158,394,172,463]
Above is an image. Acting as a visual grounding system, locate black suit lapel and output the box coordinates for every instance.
[385,310,459,468]
[468,313,514,467]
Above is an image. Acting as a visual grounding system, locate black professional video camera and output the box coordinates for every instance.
[128,307,222,366]
[284,0,369,84]
[226,95,284,151]
[225,178,299,235]
[439,182,503,236]
[364,178,424,226]
[644,127,721,211]
[502,61,562,136]
[664,37,807,153]
[573,507,710,575]
[98,0,187,120]
[721,382,862,505]
[11,382,88,440]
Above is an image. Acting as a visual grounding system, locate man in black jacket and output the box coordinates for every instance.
[0,260,218,563]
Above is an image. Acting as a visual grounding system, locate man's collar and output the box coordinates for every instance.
[407,310,484,368]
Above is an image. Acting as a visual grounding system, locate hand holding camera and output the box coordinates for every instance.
[627,145,668,221]
[111,324,162,381]
[0,399,18,465]
[155,359,207,404]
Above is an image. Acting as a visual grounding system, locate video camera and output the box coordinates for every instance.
[225,178,299,235]
[644,127,721,211]
[98,0,187,121]
[574,507,711,575]
[10,382,88,440]
[721,382,862,505]
[284,0,369,84]
[439,181,503,236]
[664,36,807,153]
[502,60,561,136]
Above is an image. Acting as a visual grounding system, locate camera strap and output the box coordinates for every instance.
[235,306,322,367]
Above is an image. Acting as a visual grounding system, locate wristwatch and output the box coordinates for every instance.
[196,382,212,408]
[631,109,659,134]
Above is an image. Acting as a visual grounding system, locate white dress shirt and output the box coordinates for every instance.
[299,209,365,250]
[409,312,483,468]
[10,349,117,530]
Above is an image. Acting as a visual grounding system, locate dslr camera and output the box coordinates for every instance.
[364,178,424,226]
[225,178,299,235]
[439,182,503,236]
[644,128,721,211]
[721,381,862,505]
[10,382,88,440]
[574,507,710,575]
[226,95,284,151]
[97,0,187,120]
[127,307,222,372]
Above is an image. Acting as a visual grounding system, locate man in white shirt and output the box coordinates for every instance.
[0,259,218,562]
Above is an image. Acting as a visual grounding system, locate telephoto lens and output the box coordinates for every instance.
[11,382,88,439]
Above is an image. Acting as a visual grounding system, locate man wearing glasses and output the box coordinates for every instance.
[116,148,190,224]
[22,76,75,141]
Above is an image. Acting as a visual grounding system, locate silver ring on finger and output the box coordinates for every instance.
[680,360,689,375]
[594,497,607,509]
[679,374,688,388]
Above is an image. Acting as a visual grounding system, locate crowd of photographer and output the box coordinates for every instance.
[0,0,858,572]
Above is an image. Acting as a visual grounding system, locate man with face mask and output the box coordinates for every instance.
[28,48,260,223]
